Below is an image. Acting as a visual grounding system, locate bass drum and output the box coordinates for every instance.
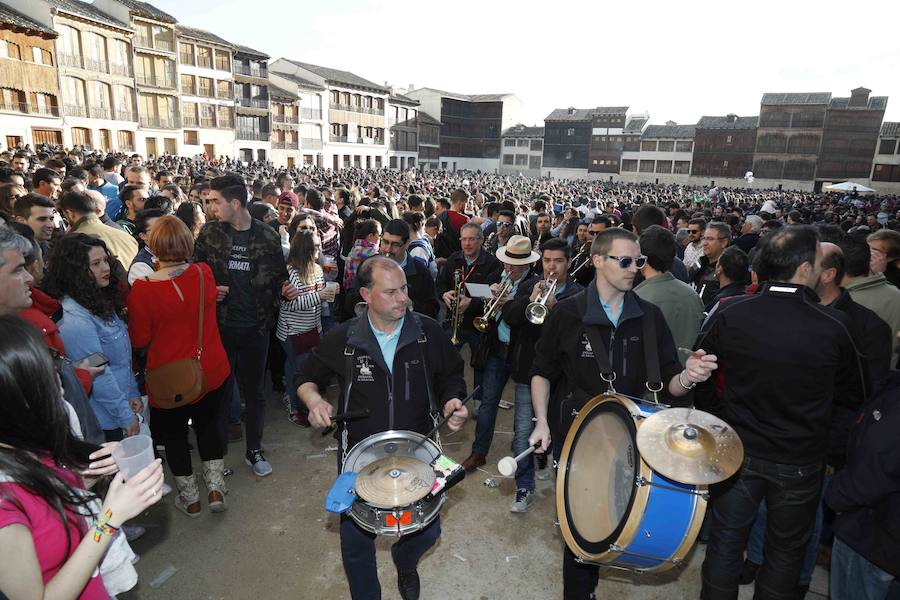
[556,394,706,572]
[342,430,445,536]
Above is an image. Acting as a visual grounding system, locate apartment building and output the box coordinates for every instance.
[871,122,900,193]
[818,87,887,188]
[233,44,270,163]
[270,58,389,170]
[691,114,758,184]
[587,107,630,175]
[500,124,543,177]
[417,111,440,171]
[0,2,62,149]
[620,123,695,184]
[541,107,592,178]
[177,25,234,159]
[388,90,418,170]
[269,84,299,167]
[268,68,325,167]
[752,92,829,186]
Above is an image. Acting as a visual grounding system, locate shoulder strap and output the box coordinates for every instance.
[575,291,616,391]
[195,264,204,359]
[641,302,663,392]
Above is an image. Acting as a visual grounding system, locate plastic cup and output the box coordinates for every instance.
[111,435,154,481]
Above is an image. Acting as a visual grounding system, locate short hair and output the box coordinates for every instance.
[144,195,173,214]
[102,155,120,170]
[12,192,54,219]
[120,184,145,207]
[868,229,900,259]
[135,208,166,237]
[761,219,784,234]
[383,218,410,243]
[407,194,424,209]
[425,216,441,230]
[67,167,88,183]
[0,224,32,268]
[401,210,424,231]
[718,246,750,283]
[353,218,380,241]
[146,215,194,262]
[358,255,401,289]
[87,164,105,179]
[839,235,871,278]
[155,170,173,181]
[32,168,59,189]
[306,188,323,211]
[638,225,675,272]
[632,204,665,235]
[592,215,612,228]
[706,221,732,242]
[754,225,819,282]
[437,197,451,210]
[688,217,707,229]
[261,183,279,199]
[497,209,515,221]
[460,222,483,239]
[450,188,468,205]
[58,190,94,215]
[540,236,571,258]
[821,245,846,283]
[591,228,637,256]
[219,184,248,207]
[744,215,763,233]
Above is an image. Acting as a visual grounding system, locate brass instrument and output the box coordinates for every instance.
[570,243,593,277]
[473,273,512,333]
[525,276,557,325]
[449,269,463,345]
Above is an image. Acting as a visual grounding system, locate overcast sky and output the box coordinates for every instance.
[150,0,899,127]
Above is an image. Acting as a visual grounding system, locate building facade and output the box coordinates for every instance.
[817,87,887,188]
[871,121,900,193]
[268,70,325,168]
[388,91,418,170]
[588,107,630,175]
[405,87,523,173]
[268,83,299,167]
[691,115,758,182]
[232,44,270,163]
[500,124,543,177]
[753,92,829,185]
[271,58,389,170]
[0,2,62,149]
[541,107,592,178]
[417,110,440,171]
[177,25,234,159]
[620,123,695,184]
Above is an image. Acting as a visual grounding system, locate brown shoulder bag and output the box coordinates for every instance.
[144,264,207,409]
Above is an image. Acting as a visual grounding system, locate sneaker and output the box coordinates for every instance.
[245,449,273,477]
[227,423,242,443]
[123,524,146,542]
[510,488,535,513]
[288,410,310,428]
[498,399,513,409]
[280,393,291,411]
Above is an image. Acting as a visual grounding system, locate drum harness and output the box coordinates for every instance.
[339,314,442,468]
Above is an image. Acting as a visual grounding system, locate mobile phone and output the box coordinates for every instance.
[84,352,110,368]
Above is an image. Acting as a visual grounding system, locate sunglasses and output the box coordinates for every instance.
[497,222,514,227]
[602,254,647,269]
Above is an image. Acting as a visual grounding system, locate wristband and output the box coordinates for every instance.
[91,508,119,543]
[678,370,697,390]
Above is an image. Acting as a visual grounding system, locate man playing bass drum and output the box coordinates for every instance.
[528,228,718,600]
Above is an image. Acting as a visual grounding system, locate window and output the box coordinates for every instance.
[184,130,199,145]
[330,90,339,104]
[567,128,575,137]
[657,140,674,152]
[180,74,195,95]
[503,155,514,165]
[72,127,92,147]
[515,154,528,166]
[0,88,25,112]
[179,42,194,65]
[639,160,654,173]
[529,155,541,169]
[199,103,215,127]
[673,161,691,174]
[641,140,657,152]
[216,80,231,99]
[675,141,693,153]
[565,151,573,160]
[32,46,53,66]
[725,135,733,144]
[878,139,897,155]
[114,86,134,118]
[82,32,107,70]
[3,41,21,60]
[182,101,197,125]
[214,49,230,71]
[622,159,638,172]
[197,46,212,69]
[517,139,529,148]
[655,160,673,173]
[63,76,88,107]
[198,77,213,97]
[723,160,729,167]
[217,105,233,128]
[530,139,542,151]
[504,138,516,147]
[117,130,134,151]
[58,25,80,59]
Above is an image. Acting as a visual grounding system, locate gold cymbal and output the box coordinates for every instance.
[636,408,744,485]
[354,456,436,509]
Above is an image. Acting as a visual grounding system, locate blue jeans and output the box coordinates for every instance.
[513,382,535,491]
[454,328,483,405]
[701,456,824,600]
[746,475,829,586]
[279,338,309,412]
[831,537,894,600]
[340,515,441,600]
[472,349,510,456]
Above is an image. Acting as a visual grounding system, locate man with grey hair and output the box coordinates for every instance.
[690,221,731,306]
[0,225,34,315]
[735,214,763,254]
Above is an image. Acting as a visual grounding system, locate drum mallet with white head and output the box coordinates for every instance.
[497,442,541,477]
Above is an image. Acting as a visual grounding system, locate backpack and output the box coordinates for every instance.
[408,239,438,279]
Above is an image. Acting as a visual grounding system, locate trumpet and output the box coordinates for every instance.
[449,269,463,345]
[473,274,512,333]
[525,276,558,325]
[569,243,591,276]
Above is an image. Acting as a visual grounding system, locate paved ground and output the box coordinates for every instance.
[119,379,829,600]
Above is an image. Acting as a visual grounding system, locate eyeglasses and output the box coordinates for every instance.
[702,236,727,242]
[497,222,514,228]
[602,254,647,269]
[298,226,316,231]
[382,239,405,249]
[688,229,701,234]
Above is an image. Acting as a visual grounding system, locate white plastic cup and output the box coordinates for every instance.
[111,435,154,480]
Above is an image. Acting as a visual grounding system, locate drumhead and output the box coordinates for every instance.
[560,398,639,556]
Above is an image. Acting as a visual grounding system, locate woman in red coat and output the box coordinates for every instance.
[127,216,231,517]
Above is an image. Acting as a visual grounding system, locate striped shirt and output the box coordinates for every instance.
[276,264,325,341]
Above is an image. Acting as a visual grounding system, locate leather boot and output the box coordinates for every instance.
[461,452,486,473]
[173,474,201,517]
[202,459,228,512]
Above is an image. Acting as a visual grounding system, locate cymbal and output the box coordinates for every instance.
[354,456,435,509]
[636,408,744,485]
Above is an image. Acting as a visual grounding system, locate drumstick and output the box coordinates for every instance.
[409,386,481,452]
[497,442,541,477]
[321,408,372,437]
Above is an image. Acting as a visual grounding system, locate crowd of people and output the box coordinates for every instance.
[0,142,898,600]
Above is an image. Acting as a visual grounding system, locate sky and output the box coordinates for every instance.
[150,0,900,128]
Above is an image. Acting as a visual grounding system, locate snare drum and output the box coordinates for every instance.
[342,430,445,536]
[556,393,707,572]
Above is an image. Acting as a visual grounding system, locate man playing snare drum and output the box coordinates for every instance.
[529,228,717,600]
[296,255,468,600]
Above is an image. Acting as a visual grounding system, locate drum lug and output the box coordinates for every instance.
[570,409,579,417]
[635,476,648,488]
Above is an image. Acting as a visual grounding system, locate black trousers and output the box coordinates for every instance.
[149,382,227,476]
[701,455,824,600]
[220,324,270,454]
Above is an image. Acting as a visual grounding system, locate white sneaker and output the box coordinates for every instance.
[498,399,514,410]
[510,488,535,513]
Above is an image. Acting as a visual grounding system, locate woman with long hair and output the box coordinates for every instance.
[276,230,335,426]
[0,315,163,599]
[44,235,141,443]
[342,219,380,291]
[127,216,231,516]
[174,200,206,240]
[0,182,26,214]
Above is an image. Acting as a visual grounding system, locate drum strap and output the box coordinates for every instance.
[641,311,663,398]
[340,330,357,468]
[583,325,616,392]
[411,314,442,450]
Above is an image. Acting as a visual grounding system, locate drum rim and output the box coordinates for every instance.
[556,393,653,563]
[342,429,441,473]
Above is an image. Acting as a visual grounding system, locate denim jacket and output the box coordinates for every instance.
[57,296,139,431]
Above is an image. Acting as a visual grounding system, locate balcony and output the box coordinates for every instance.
[273,113,299,124]
[200,117,216,128]
[110,62,131,77]
[197,57,213,69]
[83,58,108,73]
[217,120,234,129]
[64,104,89,118]
[236,130,270,141]
[134,35,152,49]
[236,97,269,109]
[329,102,384,116]
[0,99,60,117]
[140,115,180,129]
[215,60,230,72]
[136,74,176,89]
[301,138,323,150]
[88,105,111,120]
[233,64,267,78]
[300,108,322,120]
[115,109,136,121]
[58,53,83,68]
[198,87,213,99]
[179,53,194,66]
[330,135,348,143]
[135,36,174,52]
[272,141,284,149]
[183,114,198,127]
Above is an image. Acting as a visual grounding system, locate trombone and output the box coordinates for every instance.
[525,276,557,325]
[473,273,512,333]
[569,243,591,277]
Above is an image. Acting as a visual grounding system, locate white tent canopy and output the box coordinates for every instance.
[823,181,876,194]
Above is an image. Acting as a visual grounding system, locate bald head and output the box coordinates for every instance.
[816,241,844,301]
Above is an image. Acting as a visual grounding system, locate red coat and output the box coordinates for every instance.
[18,288,92,394]
[127,262,231,407]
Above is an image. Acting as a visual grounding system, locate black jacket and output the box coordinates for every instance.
[707,281,746,312]
[826,371,900,578]
[530,284,684,437]
[826,288,893,468]
[295,310,466,448]
[502,275,583,383]
[437,250,503,333]
[734,232,760,254]
[343,254,439,318]
[694,283,862,465]
[689,255,720,306]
